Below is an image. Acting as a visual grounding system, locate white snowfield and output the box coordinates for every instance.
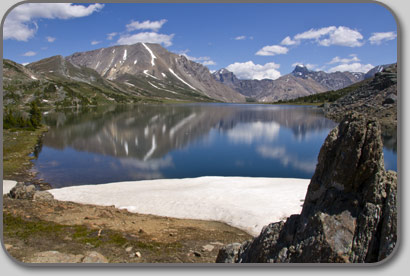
[3,180,17,195]
[48,177,310,236]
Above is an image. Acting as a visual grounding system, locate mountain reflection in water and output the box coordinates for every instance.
[33,104,396,188]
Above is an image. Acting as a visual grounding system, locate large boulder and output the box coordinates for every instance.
[8,182,36,200]
[217,113,397,263]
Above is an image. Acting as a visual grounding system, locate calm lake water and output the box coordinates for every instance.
[32,104,397,188]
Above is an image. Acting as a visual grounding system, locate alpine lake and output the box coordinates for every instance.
[32,103,397,188]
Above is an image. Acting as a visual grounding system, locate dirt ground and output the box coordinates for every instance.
[3,195,251,263]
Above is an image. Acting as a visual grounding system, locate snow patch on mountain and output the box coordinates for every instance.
[168,68,197,90]
[142,43,156,66]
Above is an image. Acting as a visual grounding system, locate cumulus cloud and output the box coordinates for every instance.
[22,51,36,57]
[328,62,374,73]
[4,3,104,41]
[255,45,288,56]
[117,32,174,47]
[226,61,281,80]
[281,36,299,46]
[46,36,55,42]
[106,32,118,40]
[318,26,364,47]
[369,32,397,45]
[328,54,360,64]
[91,40,101,45]
[126,19,167,32]
[285,26,364,48]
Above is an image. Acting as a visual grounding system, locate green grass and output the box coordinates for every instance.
[2,126,48,179]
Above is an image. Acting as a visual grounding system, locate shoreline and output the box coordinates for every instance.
[4,176,310,236]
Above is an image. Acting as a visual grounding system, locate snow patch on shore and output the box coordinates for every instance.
[49,177,310,236]
[3,180,17,195]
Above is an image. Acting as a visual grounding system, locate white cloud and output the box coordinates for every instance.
[202,60,216,66]
[328,54,360,64]
[22,51,36,56]
[106,32,118,40]
[294,26,336,40]
[234,35,246,40]
[281,36,299,46]
[255,45,288,56]
[117,32,174,47]
[126,19,167,32]
[289,26,364,48]
[226,61,281,80]
[179,50,216,66]
[318,26,364,47]
[369,32,397,45]
[4,3,104,41]
[328,62,374,73]
[91,40,101,45]
[46,36,55,42]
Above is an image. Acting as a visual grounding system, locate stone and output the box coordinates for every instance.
[217,114,397,263]
[125,246,133,253]
[9,182,36,200]
[82,251,109,263]
[202,244,215,252]
[33,191,54,201]
[27,251,84,263]
[4,244,13,251]
[216,243,242,263]
[135,252,142,258]
[193,251,202,257]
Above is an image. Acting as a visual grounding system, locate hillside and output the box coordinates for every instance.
[325,63,397,133]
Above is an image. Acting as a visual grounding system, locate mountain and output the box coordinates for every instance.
[66,43,245,103]
[3,43,245,110]
[212,64,367,102]
[364,63,394,79]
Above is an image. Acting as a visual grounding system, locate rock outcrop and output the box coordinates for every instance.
[217,113,397,263]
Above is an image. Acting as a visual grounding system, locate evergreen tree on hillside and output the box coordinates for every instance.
[29,101,42,128]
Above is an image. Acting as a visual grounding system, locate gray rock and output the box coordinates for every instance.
[216,243,242,263]
[33,191,54,201]
[82,251,109,263]
[27,251,84,263]
[9,182,36,200]
[218,114,397,263]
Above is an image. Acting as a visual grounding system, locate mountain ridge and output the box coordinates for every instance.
[212,63,390,102]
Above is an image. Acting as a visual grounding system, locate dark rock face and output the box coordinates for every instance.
[217,113,397,263]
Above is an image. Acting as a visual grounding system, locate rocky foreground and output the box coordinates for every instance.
[217,113,397,263]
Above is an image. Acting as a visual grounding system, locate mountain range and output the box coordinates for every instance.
[212,64,391,102]
[2,42,392,108]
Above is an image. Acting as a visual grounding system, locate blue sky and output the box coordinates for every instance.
[3,2,397,80]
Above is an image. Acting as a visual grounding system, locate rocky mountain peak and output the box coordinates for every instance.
[292,64,310,78]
